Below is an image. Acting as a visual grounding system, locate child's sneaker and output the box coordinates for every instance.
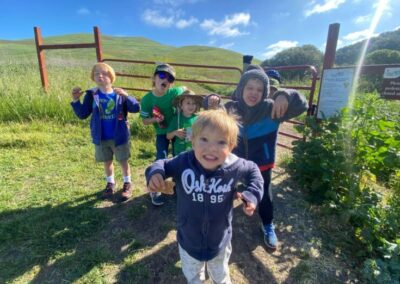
[261,223,278,250]
[150,192,165,206]
[102,182,115,199]
[120,182,132,201]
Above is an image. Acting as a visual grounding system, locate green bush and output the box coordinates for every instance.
[289,93,400,283]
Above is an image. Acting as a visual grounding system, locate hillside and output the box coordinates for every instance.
[0,33,249,95]
[336,28,400,65]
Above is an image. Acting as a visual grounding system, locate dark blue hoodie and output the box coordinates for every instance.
[145,151,263,261]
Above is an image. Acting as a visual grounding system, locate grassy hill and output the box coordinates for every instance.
[0,33,252,96]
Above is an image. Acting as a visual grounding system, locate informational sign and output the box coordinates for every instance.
[381,67,400,100]
[317,68,355,119]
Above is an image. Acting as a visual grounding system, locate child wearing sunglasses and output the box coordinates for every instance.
[140,63,187,206]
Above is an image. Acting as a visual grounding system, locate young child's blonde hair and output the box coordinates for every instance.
[91,62,116,83]
[192,110,238,148]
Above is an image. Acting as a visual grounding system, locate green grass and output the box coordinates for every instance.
[0,120,157,283]
[0,34,358,283]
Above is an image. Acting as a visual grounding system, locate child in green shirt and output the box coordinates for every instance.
[140,63,186,206]
[166,90,203,156]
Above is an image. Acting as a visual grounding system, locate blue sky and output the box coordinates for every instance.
[1,0,399,60]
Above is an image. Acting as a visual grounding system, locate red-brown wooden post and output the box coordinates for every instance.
[94,26,103,62]
[34,26,49,91]
[322,23,340,69]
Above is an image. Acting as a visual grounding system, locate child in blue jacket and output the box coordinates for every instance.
[146,109,263,283]
[204,68,308,250]
[71,62,140,201]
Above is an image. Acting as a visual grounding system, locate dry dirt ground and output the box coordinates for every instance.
[84,123,361,283]
[93,164,360,284]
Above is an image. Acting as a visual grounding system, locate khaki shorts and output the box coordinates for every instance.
[95,140,130,162]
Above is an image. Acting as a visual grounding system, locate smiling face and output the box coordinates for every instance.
[180,97,198,117]
[242,78,264,107]
[192,126,233,171]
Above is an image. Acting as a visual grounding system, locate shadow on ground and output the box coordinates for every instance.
[0,168,356,283]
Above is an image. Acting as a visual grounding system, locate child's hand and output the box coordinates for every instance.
[175,129,186,139]
[71,87,83,101]
[153,116,164,123]
[207,95,220,109]
[148,173,166,192]
[114,88,129,97]
[271,95,288,119]
[236,192,256,216]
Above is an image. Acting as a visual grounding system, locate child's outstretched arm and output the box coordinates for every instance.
[237,160,264,216]
[236,192,257,216]
[271,89,308,121]
[145,156,180,191]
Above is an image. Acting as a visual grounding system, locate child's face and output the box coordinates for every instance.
[192,126,233,171]
[242,79,264,107]
[180,98,197,116]
[93,66,112,87]
[153,72,174,95]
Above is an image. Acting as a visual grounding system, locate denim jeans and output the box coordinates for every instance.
[155,134,170,160]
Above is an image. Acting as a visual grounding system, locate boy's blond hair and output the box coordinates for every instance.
[91,62,116,83]
[192,110,238,148]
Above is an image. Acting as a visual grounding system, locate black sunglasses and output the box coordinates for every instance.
[156,72,175,83]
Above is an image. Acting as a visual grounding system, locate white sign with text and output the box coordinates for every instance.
[317,68,355,119]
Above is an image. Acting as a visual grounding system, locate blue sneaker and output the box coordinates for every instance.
[261,223,278,249]
[150,192,165,206]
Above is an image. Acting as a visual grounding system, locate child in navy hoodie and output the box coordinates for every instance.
[145,109,263,283]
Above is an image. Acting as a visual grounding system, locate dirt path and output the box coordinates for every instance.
[93,165,358,284]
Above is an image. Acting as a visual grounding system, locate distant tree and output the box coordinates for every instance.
[261,44,323,80]
[336,28,400,65]
[365,49,400,64]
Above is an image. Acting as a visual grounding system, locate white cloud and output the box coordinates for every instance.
[394,26,400,31]
[77,8,90,15]
[342,29,378,44]
[142,9,197,29]
[219,42,234,49]
[142,9,174,27]
[262,40,299,59]
[305,0,346,17]
[200,13,250,37]
[176,17,198,29]
[354,14,371,24]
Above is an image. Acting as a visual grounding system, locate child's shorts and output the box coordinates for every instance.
[95,140,130,162]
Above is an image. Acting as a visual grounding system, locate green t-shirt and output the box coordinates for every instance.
[140,86,185,134]
[167,113,198,156]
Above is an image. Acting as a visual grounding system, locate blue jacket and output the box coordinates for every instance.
[71,89,140,146]
[225,89,308,171]
[145,151,263,261]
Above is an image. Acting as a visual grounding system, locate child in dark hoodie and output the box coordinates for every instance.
[205,68,308,250]
[146,109,263,283]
